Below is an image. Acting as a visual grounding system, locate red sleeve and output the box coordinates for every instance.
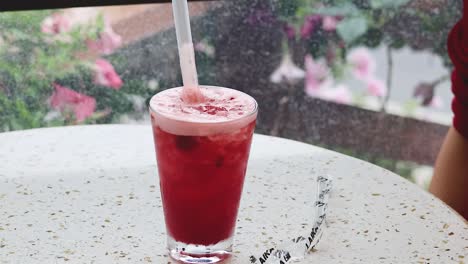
[451,69,468,139]
[448,2,468,139]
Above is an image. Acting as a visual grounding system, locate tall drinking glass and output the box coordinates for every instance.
[149,86,258,263]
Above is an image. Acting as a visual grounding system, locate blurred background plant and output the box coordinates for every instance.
[267,0,459,113]
[0,0,460,132]
[0,10,154,132]
[240,0,460,186]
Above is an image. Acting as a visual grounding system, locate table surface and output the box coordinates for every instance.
[0,125,466,264]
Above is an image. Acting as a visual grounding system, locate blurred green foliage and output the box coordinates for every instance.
[0,1,460,132]
[0,10,155,132]
[274,0,459,71]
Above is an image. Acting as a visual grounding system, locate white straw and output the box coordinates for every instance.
[172,0,201,101]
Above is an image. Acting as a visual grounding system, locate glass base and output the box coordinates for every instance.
[167,235,233,263]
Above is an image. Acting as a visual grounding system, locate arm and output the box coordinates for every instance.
[430,127,468,219]
[430,0,468,220]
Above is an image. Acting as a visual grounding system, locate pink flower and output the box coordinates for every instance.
[318,84,353,104]
[347,48,376,80]
[301,15,322,39]
[304,54,328,94]
[306,78,352,105]
[270,53,305,84]
[429,96,444,109]
[94,59,123,89]
[194,41,215,57]
[366,77,387,97]
[87,26,122,55]
[283,24,296,39]
[41,13,71,35]
[322,16,338,31]
[49,84,96,122]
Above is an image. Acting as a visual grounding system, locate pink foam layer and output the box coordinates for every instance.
[150,86,257,136]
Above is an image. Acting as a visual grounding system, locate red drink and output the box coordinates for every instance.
[149,86,257,262]
[153,121,256,245]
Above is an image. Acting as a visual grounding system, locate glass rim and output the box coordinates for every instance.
[148,86,258,125]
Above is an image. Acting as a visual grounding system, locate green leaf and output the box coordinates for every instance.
[370,0,410,9]
[389,38,405,49]
[358,28,383,48]
[337,17,368,44]
[402,100,419,117]
[316,2,359,16]
[276,0,299,18]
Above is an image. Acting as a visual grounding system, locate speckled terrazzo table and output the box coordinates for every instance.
[0,125,466,264]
